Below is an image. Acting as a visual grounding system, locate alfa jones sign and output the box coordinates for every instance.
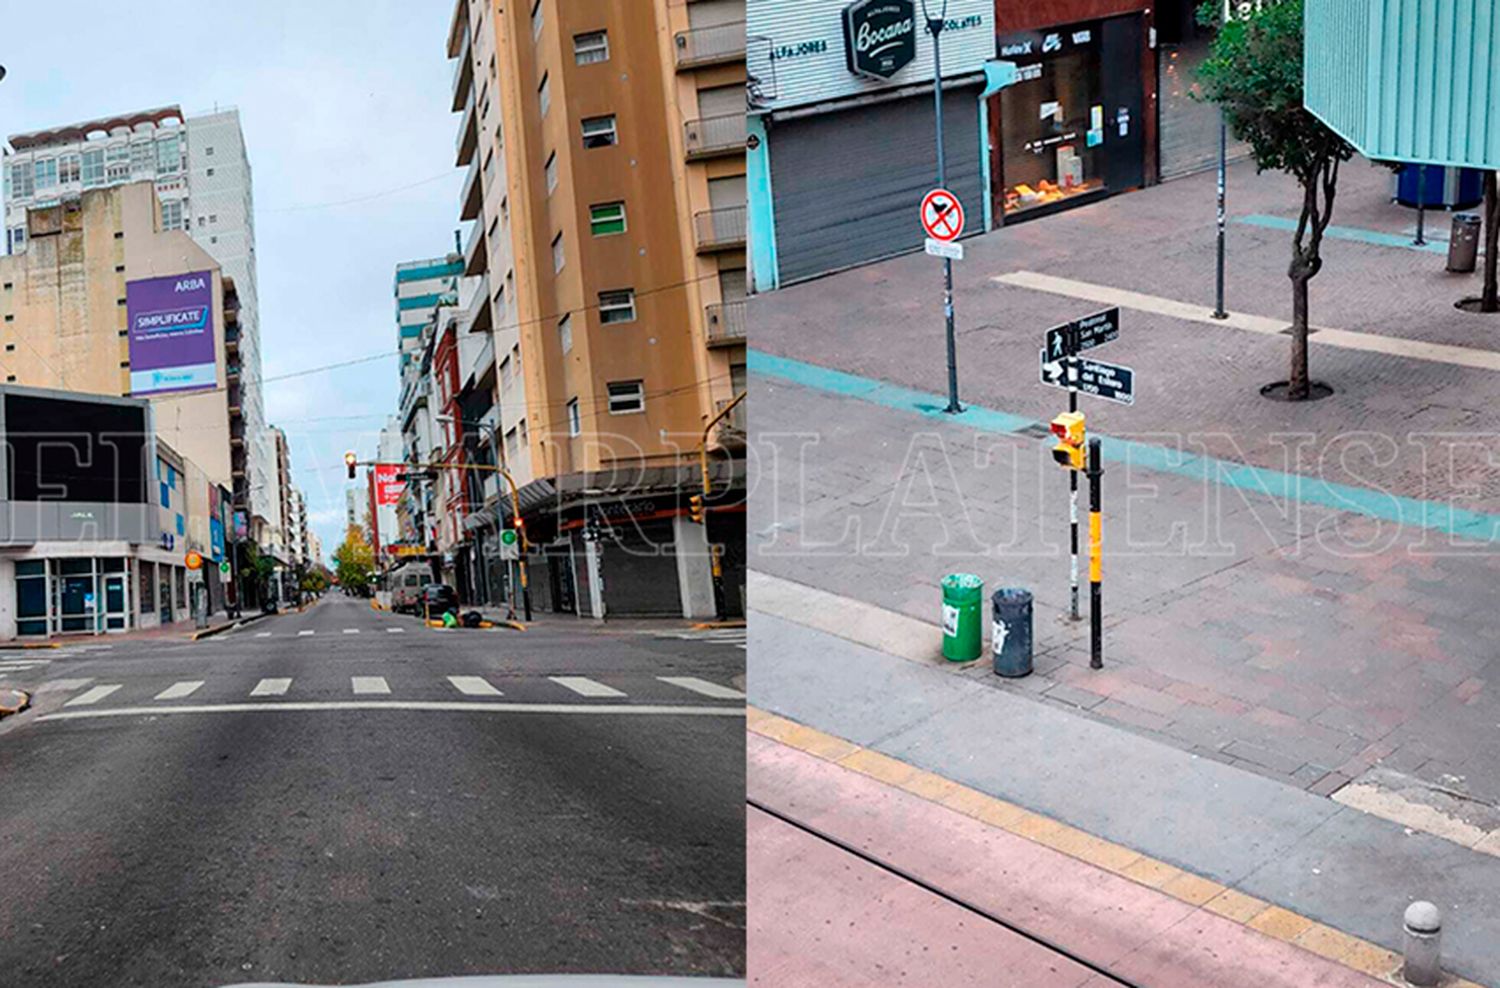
[842,0,918,80]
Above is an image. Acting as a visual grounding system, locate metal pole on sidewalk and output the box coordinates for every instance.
[926,3,961,414]
[1213,110,1228,319]
[1068,388,1080,621]
[1087,437,1103,669]
[1413,165,1428,246]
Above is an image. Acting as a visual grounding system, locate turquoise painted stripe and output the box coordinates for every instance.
[1238,213,1450,254]
[749,349,1500,544]
[397,293,444,311]
[395,261,464,285]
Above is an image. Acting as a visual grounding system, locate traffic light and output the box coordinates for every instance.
[344,451,358,479]
[1050,412,1086,471]
[689,494,705,524]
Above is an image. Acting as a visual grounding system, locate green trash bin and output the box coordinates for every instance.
[941,573,984,662]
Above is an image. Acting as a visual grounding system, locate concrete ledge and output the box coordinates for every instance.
[691,619,747,630]
[0,642,60,651]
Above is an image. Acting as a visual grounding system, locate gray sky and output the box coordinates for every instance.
[0,0,464,564]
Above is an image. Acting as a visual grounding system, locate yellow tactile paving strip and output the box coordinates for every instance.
[748,705,1489,988]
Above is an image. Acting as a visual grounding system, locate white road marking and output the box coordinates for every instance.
[658,677,745,700]
[0,661,50,670]
[447,675,503,696]
[994,270,1500,372]
[154,680,204,700]
[65,684,122,706]
[37,678,93,692]
[351,676,390,695]
[343,628,360,634]
[255,632,273,638]
[37,701,747,721]
[549,676,626,698]
[386,627,406,633]
[298,630,315,637]
[250,678,292,697]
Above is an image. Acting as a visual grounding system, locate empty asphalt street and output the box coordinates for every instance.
[0,594,746,986]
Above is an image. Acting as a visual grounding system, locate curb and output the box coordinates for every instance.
[0,642,60,651]
[190,610,270,641]
[0,688,31,718]
[691,619,747,630]
[748,707,1480,988]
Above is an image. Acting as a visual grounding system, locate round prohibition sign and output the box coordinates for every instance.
[921,188,965,243]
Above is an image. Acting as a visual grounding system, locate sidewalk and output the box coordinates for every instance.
[0,610,266,646]
[748,605,1500,985]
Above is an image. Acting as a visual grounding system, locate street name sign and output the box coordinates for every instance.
[920,188,965,243]
[1039,350,1137,406]
[1044,307,1120,361]
[924,237,964,260]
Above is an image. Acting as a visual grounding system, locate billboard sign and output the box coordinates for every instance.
[374,463,407,506]
[126,270,216,395]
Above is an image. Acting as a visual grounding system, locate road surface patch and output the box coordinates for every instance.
[747,708,1444,986]
[549,676,626,698]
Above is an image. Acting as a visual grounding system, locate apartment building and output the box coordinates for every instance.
[445,0,746,619]
[2,106,279,557]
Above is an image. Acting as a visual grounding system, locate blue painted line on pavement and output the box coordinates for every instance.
[750,349,1500,544]
[1237,213,1450,254]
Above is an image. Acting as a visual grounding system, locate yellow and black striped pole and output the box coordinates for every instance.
[1087,437,1103,669]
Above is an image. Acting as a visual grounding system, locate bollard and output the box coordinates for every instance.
[940,574,984,662]
[1402,901,1443,987]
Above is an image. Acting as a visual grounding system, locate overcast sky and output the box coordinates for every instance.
[0,0,463,564]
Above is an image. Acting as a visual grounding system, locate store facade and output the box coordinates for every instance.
[748,0,1156,288]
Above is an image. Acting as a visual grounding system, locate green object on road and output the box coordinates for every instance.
[500,529,518,546]
[442,610,458,628]
[941,573,984,662]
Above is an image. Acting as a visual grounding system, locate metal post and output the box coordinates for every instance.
[1414,165,1428,246]
[929,12,961,415]
[1087,437,1103,669]
[1213,110,1228,319]
[1068,388,1080,621]
[1402,901,1442,986]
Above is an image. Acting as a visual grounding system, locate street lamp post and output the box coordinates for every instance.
[923,0,961,415]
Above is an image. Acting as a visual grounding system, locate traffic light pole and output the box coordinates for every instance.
[1068,388,1080,621]
[699,392,745,622]
[1087,437,1104,669]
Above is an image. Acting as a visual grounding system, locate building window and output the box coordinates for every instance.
[589,201,626,237]
[494,283,507,323]
[160,200,184,231]
[500,355,514,392]
[566,398,581,436]
[7,227,25,253]
[538,74,551,118]
[558,314,573,354]
[33,158,58,190]
[156,135,182,174]
[9,162,33,199]
[205,146,214,156]
[544,152,558,194]
[206,167,215,177]
[574,30,609,64]
[81,148,105,187]
[530,0,543,40]
[129,141,155,177]
[607,380,645,415]
[483,148,496,185]
[105,145,130,182]
[58,154,81,185]
[599,289,636,324]
[551,233,565,272]
[581,115,617,149]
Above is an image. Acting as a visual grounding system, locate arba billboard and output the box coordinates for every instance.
[126,270,216,395]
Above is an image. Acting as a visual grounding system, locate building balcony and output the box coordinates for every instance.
[684,113,746,160]
[705,299,746,348]
[674,21,746,70]
[694,206,746,253]
[715,397,747,450]
[460,158,483,221]
[464,217,487,276]
[455,93,478,167]
[451,27,473,112]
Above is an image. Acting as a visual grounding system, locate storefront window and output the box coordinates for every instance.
[16,560,47,637]
[140,562,155,614]
[1000,28,1108,216]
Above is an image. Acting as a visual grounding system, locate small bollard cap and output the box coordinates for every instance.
[1405,900,1442,934]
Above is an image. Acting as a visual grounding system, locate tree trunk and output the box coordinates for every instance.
[1483,170,1499,313]
[1289,272,1311,399]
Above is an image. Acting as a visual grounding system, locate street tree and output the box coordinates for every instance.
[1197,0,1354,399]
[334,525,375,595]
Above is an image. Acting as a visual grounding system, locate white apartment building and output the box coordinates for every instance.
[2,105,279,550]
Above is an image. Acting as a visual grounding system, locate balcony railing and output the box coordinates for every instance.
[684,113,745,159]
[460,157,482,221]
[455,92,478,167]
[464,217,487,276]
[451,27,473,112]
[694,206,746,253]
[705,300,746,347]
[674,21,746,69]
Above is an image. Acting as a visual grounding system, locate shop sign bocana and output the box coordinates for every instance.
[842,0,918,80]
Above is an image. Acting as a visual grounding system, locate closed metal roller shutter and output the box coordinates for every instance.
[771,85,983,285]
[599,521,682,617]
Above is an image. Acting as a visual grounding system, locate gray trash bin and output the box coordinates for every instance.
[1447,214,1481,273]
[991,588,1033,678]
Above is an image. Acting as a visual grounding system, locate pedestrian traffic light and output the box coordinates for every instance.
[689,494,705,524]
[344,451,357,479]
[1050,412,1086,471]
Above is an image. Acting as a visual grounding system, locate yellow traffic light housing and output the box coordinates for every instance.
[689,494,705,524]
[344,451,358,480]
[1050,412,1086,471]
